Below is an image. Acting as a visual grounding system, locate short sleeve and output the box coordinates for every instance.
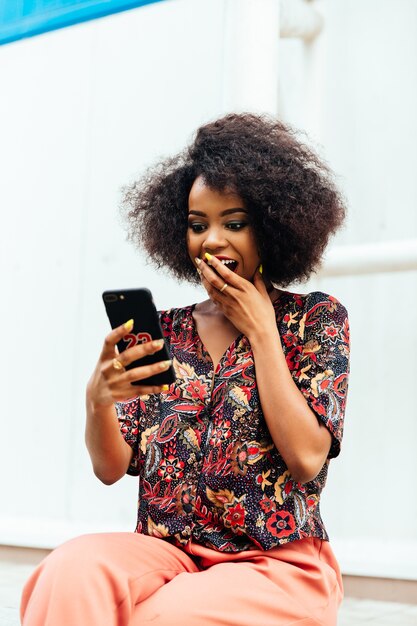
[296,292,350,458]
[115,397,141,475]
[114,308,174,476]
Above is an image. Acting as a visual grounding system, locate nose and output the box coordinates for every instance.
[201,225,228,253]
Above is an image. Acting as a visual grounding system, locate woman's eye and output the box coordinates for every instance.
[188,223,206,233]
[188,222,247,233]
[226,222,247,230]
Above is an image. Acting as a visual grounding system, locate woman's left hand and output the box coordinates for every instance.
[196,254,278,340]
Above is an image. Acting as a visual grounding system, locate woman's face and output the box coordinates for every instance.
[187,176,260,282]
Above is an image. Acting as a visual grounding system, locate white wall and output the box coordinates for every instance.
[1,0,416,579]
[0,0,224,544]
[279,1,417,578]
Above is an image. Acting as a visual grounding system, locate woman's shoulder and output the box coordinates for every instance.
[158,304,195,335]
[276,291,349,366]
[276,290,348,339]
[277,289,347,312]
[158,304,195,321]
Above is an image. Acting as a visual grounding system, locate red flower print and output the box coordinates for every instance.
[223,351,237,368]
[322,323,340,343]
[157,455,185,481]
[283,478,295,497]
[230,442,249,476]
[184,378,209,401]
[175,483,196,515]
[282,332,298,348]
[333,373,348,397]
[120,418,139,436]
[306,494,319,509]
[260,496,275,514]
[301,340,320,363]
[286,346,302,370]
[255,469,272,491]
[223,501,246,531]
[266,511,296,538]
[283,311,299,328]
[310,396,327,417]
[209,420,232,446]
[327,296,338,312]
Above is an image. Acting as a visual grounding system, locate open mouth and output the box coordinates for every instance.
[216,258,238,273]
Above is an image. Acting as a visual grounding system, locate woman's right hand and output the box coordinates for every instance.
[87,320,172,408]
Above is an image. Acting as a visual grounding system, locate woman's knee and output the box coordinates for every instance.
[37,533,116,581]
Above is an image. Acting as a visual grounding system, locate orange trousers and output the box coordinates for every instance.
[20,533,343,626]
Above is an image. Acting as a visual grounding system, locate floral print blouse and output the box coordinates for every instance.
[116,290,350,552]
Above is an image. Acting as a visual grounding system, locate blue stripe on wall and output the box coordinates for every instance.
[0,0,166,46]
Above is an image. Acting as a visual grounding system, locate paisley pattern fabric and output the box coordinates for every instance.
[116,290,350,552]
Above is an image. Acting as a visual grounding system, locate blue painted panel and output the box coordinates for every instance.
[0,0,165,45]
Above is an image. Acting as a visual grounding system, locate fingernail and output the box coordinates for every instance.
[259,264,263,275]
[197,268,202,276]
[159,360,172,369]
[195,257,201,265]
[204,252,213,262]
[154,339,164,348]
[124,319,134,332]
[161,384,169,391]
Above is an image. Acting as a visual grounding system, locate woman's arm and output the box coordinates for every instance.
[248,326,331,483]
[197,256,344,483]
[85,396,134,485]
[85,321,172,485]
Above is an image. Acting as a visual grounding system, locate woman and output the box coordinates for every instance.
[21,113,350,626]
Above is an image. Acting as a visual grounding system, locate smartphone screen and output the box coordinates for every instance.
[102,288,175,386]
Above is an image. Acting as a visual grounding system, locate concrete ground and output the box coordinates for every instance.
[2,557,417,626]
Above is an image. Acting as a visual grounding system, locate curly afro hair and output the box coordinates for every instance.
[121,113,346,287]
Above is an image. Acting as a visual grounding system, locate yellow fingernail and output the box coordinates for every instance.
[259,264,263,275]
[154,339,164,348]
[204,252,213,262]
[161,384,169,391]
[160,360,172,369]
[124,319,134,332]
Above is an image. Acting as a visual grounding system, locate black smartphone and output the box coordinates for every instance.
[102,288,175,386]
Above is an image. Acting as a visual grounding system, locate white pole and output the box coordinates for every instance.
[280,0,323,41]
[320,239,417,277]
[221,0,280,115]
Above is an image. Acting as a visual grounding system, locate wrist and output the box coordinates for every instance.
[86,385,114,416]
[248,323,280,349]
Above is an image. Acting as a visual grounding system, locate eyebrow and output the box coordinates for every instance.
[188,208,248,217]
